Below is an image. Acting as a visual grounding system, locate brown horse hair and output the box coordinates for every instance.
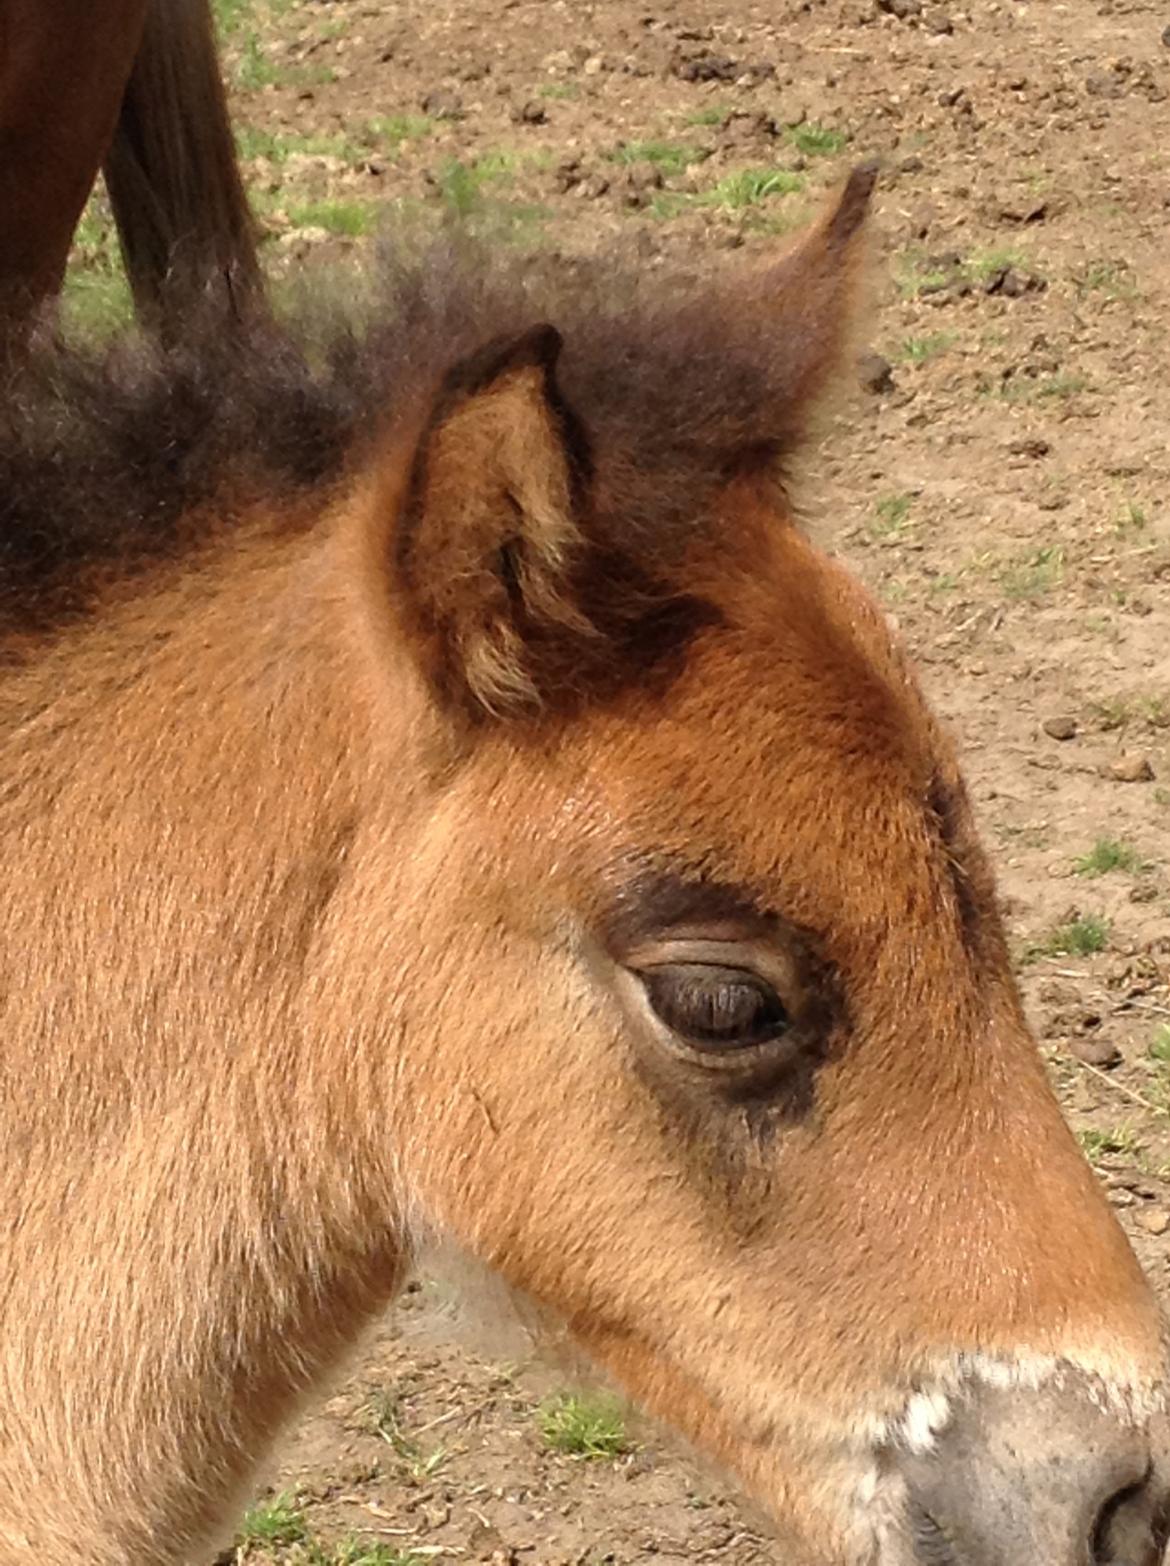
[0,0,149,319]
[102,0,263,334]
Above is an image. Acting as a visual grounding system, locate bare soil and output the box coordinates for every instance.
[74,0,1170,1558]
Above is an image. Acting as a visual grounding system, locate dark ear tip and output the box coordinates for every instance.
[488,322,563,380]
[440,322,564,400]
[827,160,881,246]
[521,322,564,369]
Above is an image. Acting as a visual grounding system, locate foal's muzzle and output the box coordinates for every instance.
[896,1379,1170,1566]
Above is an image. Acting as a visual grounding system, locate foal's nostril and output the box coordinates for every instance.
[1091,1477,1144,1565]
[1090,1470,1165,1566]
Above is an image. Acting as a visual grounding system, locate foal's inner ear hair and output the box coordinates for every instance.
[389,320,593,723]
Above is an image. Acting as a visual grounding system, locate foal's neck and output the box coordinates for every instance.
[0,515,418,1560]
[0,511,412,1156]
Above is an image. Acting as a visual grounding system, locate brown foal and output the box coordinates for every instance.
[0,168,1165,1566]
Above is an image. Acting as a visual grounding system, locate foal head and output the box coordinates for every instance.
[341,167,1168,1565]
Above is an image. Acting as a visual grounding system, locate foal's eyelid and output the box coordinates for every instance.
[621,936,804,1004]
[600,869,777,953]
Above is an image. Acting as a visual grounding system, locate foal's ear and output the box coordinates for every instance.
[391,324,591,720]
[747,160,879,417]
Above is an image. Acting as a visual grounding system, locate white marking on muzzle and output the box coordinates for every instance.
[897,1387,952,1455]
[880,1349,1166,1460]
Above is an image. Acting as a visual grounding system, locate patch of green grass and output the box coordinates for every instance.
[285,198,378,237]
[60,269,134,338]
[608,139,704,176]
[235,124,287,161]
[1149,1025,1170,1064]
[366,1394,448,1480]
[895,255,954,298]
[697,167,804,209]
[1020,166,1053,192]
[896,246,1036,299]
[431,157,549,243]
[1032,914,1111,960]
[476,150,527,179]
[212,0,264,36]
[237,1493,308,1550]
[1090,696,1134,731]
[685,103,730,126]
[787,122,847,156]
[231,21,335,93]
[1078,1125,1141,1161]
[499,201,555,234]
[438,160,485,216]
[967,246,1026,280]
[1116,499,1148,534]
[897,332,954,365]
[63,195,133,338]
[308,1540,422,1566]
[235,126,357,164]
[498,200,554,231]
[362,113,436,151]
[871,492,913,538]
[234,31,281,90]
[645,192,689,219]
[997,545,1064,600]
[645,165,805,224]
[1025,373,1086,403]
[899,269,951,298]
[436,155,514,215]
[72,201,117,258]
[1074,838,1143,877]
[539,1393,629,1459]
[985,371,1087,406]
[1062,914,1111,955]
[236,1494,419,1566]
[212,0,298,38]
[1092,692,1170,731]
[539,80,580,100]
[1075,259,1137,301]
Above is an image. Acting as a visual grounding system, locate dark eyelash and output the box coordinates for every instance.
[641,964,789,1051]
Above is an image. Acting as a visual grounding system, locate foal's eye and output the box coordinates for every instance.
[640,964,789,1051]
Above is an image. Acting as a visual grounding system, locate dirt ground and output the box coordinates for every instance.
[70,0,1170,1559]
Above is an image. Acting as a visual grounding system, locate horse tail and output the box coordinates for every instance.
[103,0,263,332]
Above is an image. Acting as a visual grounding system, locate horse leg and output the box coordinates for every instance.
[103,0,263,333]
[0,0,148,310]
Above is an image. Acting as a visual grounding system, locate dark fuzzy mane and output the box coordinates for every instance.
[0,229,847,637]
